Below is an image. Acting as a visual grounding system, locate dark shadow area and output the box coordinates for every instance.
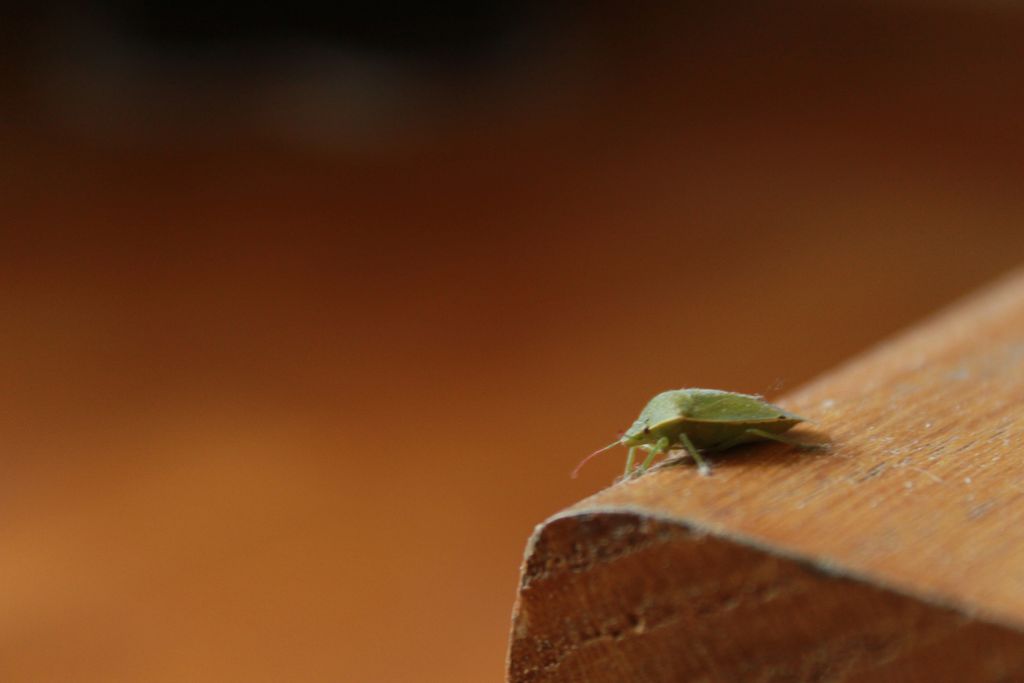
[648,428,837,476]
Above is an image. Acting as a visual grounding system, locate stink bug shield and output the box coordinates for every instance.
[574,388,812,478]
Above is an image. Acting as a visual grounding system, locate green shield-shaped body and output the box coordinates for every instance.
[622,388,804,451]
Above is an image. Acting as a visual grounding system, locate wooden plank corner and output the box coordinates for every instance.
[507,268,1024,682]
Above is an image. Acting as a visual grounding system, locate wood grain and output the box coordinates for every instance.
[508,268,1024,682]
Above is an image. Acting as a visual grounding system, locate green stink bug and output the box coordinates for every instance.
[573,388,814,479]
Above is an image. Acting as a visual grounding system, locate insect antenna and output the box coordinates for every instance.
[571,439,621,478]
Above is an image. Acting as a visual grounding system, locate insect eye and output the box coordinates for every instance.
[643,426,650,434]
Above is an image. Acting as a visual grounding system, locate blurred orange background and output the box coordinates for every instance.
[4,3,1024,681]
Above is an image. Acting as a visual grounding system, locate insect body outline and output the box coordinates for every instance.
[574,388,816,479]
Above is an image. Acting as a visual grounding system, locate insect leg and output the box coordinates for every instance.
[623,446,638,477]
[637,436,670,475]
[679,433,712,477]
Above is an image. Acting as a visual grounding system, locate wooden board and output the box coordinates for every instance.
[508,268,1024,682]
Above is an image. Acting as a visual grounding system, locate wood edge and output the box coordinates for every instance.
[554,504,1024,632]
[507,506,1024,682]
